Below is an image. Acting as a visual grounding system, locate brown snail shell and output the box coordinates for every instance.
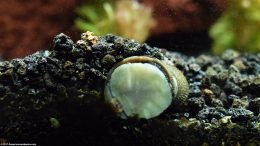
[104,56,189,119]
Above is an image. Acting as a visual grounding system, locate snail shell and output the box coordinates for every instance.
[104,56,189,119]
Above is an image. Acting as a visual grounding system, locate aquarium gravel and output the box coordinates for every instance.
[0,33,259,145]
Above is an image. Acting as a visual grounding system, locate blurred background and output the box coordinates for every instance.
[0,0,259,59]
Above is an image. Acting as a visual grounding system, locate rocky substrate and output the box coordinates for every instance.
[0,33,259,146]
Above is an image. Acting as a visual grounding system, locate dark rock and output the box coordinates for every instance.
[209,83,221,96]
[0,33,259,145]
[75,58,88,71]
[224,82,242,95]
[0,84,6,97]
[196,54,213,69]
[187,97,205,112]
[197,107,227,121]
[249,97,260,115]
[188,63,201,72]
[53,33,73,52]
[232,59,247,71]
[189,84,201,97]
[53,33,74,59]
[0,61,13,72]
[17,63,27,76]
[71,45,87,58]
[101,54,116,67]
[211,98,224,107]
[228,94,240,100]
[43,73,56,88]
[231,97,249,108]
[247,116,260,129]
[228,108,254,122]
[221,49,239,62]
[219,92,229,108]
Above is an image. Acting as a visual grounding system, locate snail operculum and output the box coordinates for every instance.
[104,56,189,119]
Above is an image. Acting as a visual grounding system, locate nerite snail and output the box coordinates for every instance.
[104,56,189,119]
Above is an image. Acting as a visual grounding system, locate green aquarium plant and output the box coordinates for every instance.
[210,0,260,54]
[75,0,155,43]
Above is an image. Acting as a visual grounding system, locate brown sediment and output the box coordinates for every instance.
[140,0,227,34]
[0,0,228,59]
[0,0,80,59]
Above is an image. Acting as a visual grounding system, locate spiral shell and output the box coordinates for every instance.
[104,56,189,119]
